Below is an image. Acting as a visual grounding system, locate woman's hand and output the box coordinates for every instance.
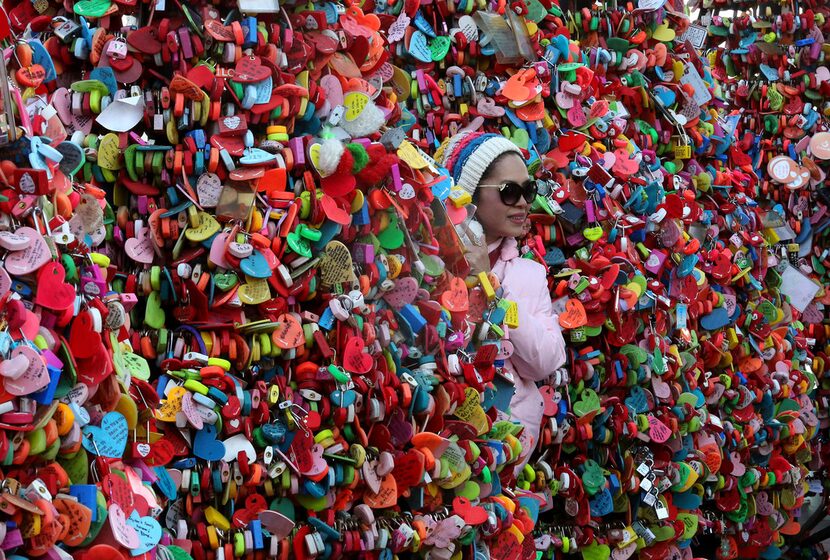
[464,241,491,276]
[459,222,490,276]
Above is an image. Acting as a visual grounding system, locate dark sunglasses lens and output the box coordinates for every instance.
[499,181,537,205]
[499,182,523,205]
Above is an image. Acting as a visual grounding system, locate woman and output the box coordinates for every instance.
[437,132,568,471]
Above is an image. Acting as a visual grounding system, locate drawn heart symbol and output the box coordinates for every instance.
[342,336,373,374]
[82,412,128,458]
[3,346,48,396]
[223,116,241,130]
[557,298,587,329]
[193,424,226,461]
[125,228,155,264]
[5,227,50,276]
[35,261,75,310]
[383,276,419,309]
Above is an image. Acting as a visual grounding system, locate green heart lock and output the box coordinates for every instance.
[59,448,89,484]
[164,546,194,560]
[573,388,600,417]
[583,225,603,241]
[377,214,404,250]
[676,508,701,541]
[580,542,610,560]
[214,272,239,291]
[510,129,530,151]
[581,459,606,494]
[429,36,451,62]
[144,291,166,330]
[619,344,648,369]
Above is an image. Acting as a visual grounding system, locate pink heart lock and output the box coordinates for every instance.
[0,266,10,298]
[4,227,51,276]
[383,276,419,309]
[124,227,156,264]
[304,444,328,478]
[107,503,139,549]
[209,231,233,268]
[180,391,204,429]
[3,345,49,396]
[0,350,29,380]
[0,230,32,251]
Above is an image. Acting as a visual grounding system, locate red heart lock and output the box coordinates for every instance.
[342,336,373,374]
[452,497,488,525]
[70,311,100,359]
[234,56,271,83]
[36,262,76,311]
[127,26,163,54]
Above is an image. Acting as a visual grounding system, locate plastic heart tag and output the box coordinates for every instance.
[193,424,226,461]
[342,336,373,374]
[35,261,75,310]
[83,412,128,458]
[5,227,51,276]
[557,298,587,329]
[3,346,49,396]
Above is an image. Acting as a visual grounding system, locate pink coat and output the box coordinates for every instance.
[489,238,567,470]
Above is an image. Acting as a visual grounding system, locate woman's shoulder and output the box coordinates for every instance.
[502,255,547,285]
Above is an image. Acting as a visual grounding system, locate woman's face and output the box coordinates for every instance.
[475,153,531,244]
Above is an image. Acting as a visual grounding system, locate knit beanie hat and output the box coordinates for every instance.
[435,132,523,195]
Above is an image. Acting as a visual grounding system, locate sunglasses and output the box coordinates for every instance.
[478,179,539,206]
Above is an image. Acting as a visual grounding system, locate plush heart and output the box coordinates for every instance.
[558,298,587,329]
[193,424,226,461]
[35,261,75,310]
[82,412,128,458]
[3,345,49,396]
[5,227,50,276]
[125,228,155,264]
[342,336,373,374]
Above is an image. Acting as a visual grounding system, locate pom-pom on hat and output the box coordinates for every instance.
[435,132,523,195]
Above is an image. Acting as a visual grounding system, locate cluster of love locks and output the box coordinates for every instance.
[2,0,830,558]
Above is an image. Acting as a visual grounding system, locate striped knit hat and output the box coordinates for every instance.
[435,132,523,196]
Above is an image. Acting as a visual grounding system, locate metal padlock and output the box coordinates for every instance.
[53,17,81,43]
